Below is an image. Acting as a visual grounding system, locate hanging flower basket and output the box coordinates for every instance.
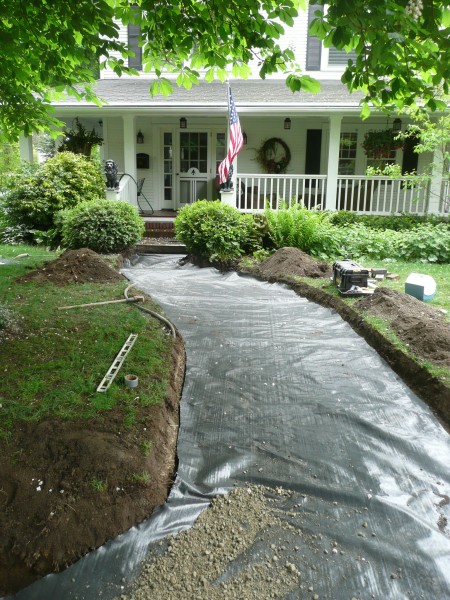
[255,137,291,174]
[59,118,103,157]
[362,129,403,159]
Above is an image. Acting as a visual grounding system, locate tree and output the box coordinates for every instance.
[1,0,450,143]
[311,0,450,115]
[0,0,132,142]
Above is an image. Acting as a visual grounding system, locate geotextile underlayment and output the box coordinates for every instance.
[9,255,450,600]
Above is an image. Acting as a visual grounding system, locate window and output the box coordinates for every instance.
[306,5,357,70]
[338,132,357,175]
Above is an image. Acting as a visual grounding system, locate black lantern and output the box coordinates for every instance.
[243,131,248,145]
[180,117,187,129]
[392,118,402,132]
[284,118,291,130]
[136,130,144,144]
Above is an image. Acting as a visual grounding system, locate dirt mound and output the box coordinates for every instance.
[355,287,450,366]
[16,248,125,285]
[257,247,332,279]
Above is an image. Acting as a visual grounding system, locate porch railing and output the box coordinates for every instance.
[236,174,435,214]
[336,176,429,214]
[236,174,327,212]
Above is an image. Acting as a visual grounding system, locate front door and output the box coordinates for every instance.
[177,131,209,207]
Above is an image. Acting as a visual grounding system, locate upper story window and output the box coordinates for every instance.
[306,4,356,71]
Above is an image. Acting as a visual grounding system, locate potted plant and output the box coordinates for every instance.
[59,118,103,157]
[362,129,404,159]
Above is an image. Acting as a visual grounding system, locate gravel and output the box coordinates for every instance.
[117,484,375,600]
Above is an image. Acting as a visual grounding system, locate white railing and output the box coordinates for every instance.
[236,174,327,212]
[235,174,440,214]
[336,176,430,214]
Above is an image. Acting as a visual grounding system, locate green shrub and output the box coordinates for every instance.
[61,199,145,253]
[264,202,339,259]
[329,210,449,231]
[2,152,104,231]
[331,223,450,263]
[174,200,250,262]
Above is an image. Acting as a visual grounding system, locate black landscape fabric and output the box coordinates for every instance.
[9,255,450,600]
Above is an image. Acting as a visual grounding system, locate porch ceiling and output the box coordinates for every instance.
[53,79,367,116]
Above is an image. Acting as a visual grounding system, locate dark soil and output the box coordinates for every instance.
[15,248,125,285]
[0,251,185,595]
[1,246,449,595]
[256,247,332,279]
[355,287,450,367]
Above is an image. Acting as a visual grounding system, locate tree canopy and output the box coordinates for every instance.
[1,0,449,142]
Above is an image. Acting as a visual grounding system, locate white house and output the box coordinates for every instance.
[23,7,449,216]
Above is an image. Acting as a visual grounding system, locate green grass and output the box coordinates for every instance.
[0,245,174,438]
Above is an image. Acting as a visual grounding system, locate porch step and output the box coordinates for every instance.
[135,239,186,254]
[144,221,175,238]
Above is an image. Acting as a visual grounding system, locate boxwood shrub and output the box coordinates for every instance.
[174,200,252,262]
[61,199,145,253]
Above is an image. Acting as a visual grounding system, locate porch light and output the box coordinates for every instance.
[284,118,291,130]
[136,130,144,144]
[392,118,402,132]
[243,131,248,145]
[180,117,187,129]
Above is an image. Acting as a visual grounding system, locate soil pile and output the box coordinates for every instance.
[355,287,450,367]
[16,248,125,285]
[256,247,332,280]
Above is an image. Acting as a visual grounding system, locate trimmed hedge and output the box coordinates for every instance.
[174,200,255,262]
[61,199,145,253]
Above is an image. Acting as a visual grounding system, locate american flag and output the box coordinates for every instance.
[218,87,244,185]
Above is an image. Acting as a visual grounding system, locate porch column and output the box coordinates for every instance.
[123,114,137,207]
[325,114,342,211]
[428,147,444,214]
[19,135,33,162]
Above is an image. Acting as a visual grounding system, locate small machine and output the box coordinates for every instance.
[332,259,371,294]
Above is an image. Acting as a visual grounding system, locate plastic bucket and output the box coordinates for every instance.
[405,273,436,302]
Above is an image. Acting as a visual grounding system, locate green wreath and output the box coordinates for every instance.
[256,137,291,174]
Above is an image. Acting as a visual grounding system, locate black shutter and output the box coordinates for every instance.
[305,129,322,174]
[401,136,420,175]
[128,23,142,70]
[306,4,324,71]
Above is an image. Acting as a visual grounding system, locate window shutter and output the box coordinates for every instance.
[328,47,357,66]
[306,4,323,71]
[128,23,142,70]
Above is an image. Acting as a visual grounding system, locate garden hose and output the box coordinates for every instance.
[124,283,177,338]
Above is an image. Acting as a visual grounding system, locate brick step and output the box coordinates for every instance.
[144,221,175,238]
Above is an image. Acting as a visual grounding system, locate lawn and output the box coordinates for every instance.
[0,244,174,439]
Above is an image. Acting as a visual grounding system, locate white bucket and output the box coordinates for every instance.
[405,273,436,302]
